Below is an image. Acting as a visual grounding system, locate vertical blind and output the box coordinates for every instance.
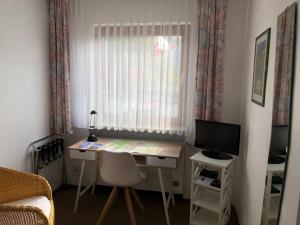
[88,23,190,134]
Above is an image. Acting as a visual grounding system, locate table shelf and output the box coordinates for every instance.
[193,177,221,192]
[191,208,219,225]
[189,150,235,225]
[193,189,220,213]
[261,169,284,225]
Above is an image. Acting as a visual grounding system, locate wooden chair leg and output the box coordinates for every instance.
[96,187,119,225]
[130,188,144,211]
[124,187,137,225]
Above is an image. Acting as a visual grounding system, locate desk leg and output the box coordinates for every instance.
[92,161,99,195]
[158,168,170,225]
[74,160,86,213]
[169,169,175,206]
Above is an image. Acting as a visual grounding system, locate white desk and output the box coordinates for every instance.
[68,137,183,225]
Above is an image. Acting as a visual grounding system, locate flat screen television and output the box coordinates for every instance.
[195,120,241,160]
[269,125,289,155]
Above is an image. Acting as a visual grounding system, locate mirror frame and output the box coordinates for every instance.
[276,2,298,223]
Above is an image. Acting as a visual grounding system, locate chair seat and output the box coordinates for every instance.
[5,196,51,218]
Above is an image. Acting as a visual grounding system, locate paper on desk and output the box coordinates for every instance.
[104,140,132,152]
[133,146,160,155]
[79,142,94,149]
[102,140,161,155]
[79,142,103,149]
[90,143,103,149]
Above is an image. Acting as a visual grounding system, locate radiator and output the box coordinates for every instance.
[29,135,66,191]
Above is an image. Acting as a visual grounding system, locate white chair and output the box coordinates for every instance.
[96,150,146,225]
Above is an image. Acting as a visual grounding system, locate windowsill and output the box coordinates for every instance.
[69,127,185,143]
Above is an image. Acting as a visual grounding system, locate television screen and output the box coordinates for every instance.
[195,120,241,156]
[269,125,289,155]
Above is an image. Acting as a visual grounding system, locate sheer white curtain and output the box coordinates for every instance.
[70,0,198,136]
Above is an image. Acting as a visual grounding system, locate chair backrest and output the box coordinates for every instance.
[99,150,144,187]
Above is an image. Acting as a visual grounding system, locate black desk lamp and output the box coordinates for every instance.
[87,110,98,142]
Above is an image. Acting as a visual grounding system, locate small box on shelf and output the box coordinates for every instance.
[193,176,220,191]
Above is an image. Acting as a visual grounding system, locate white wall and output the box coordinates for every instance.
[223,0,247,124]
[235,0,297,225]
[0,0,50,172]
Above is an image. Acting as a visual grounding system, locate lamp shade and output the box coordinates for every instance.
[90,110,97,115]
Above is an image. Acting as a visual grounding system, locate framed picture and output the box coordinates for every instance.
[252,28,271,106]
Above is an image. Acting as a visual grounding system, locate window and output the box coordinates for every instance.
[89,23,190,134]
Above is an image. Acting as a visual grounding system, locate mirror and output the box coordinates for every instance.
[261,3,297,225]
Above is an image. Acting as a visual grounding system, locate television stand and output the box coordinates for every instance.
[190,152,235,225]
[202,150,233,160]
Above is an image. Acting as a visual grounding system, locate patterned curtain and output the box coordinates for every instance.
[195,0,227,121]
[48,0,72,134]
[272,3,296,125]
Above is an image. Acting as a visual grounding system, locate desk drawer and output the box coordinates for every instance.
[146,156,176,168]
[69,150,97,160]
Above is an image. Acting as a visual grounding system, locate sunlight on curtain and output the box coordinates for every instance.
[90,23,190,134]
[69,0,198,136]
